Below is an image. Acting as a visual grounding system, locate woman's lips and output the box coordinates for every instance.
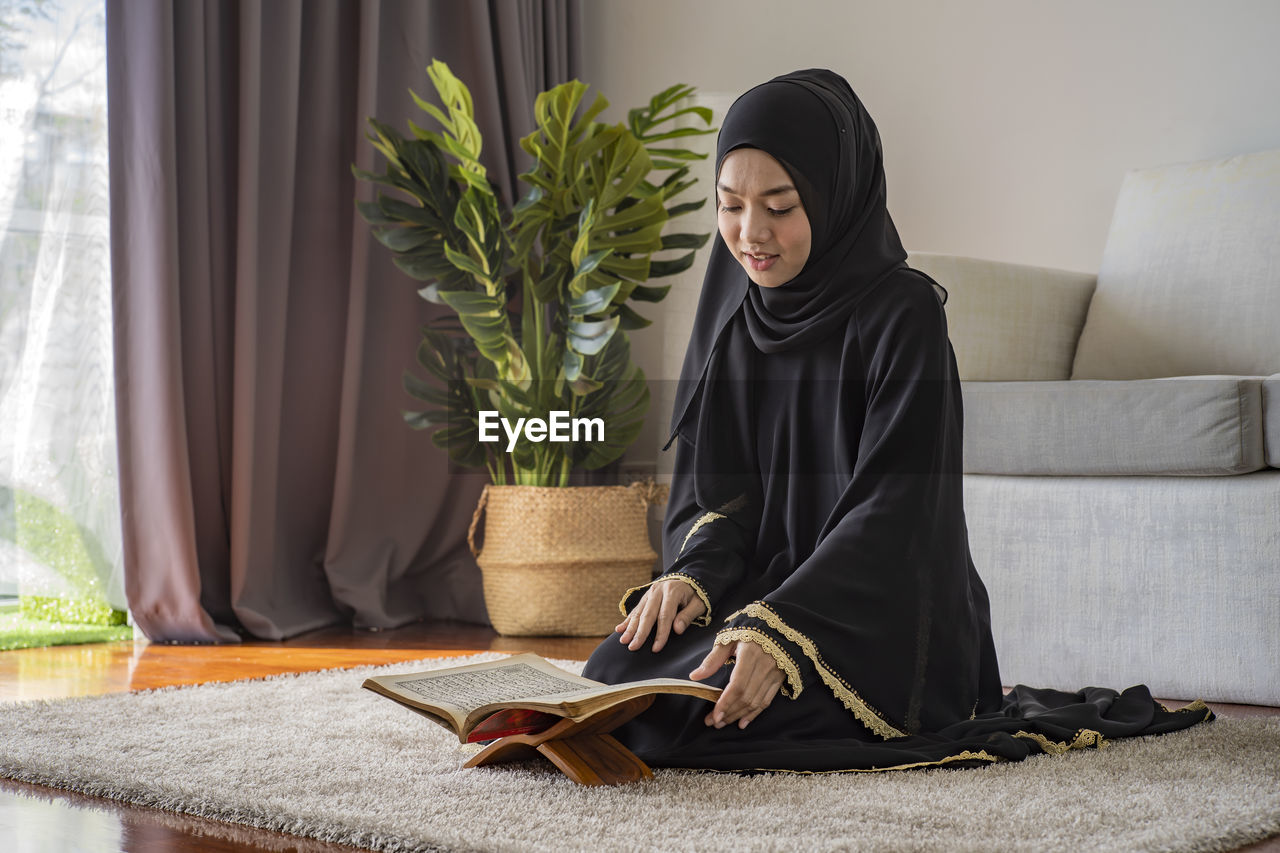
[744,252,778,272]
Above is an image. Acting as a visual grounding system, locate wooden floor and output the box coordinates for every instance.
[2,621,1277,852]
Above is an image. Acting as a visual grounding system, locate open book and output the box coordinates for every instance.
[363,652,722,744]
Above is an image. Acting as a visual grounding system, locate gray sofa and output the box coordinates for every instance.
[910,146,1280,707]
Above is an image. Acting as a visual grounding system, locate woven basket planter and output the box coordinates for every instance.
[468,483,665,636]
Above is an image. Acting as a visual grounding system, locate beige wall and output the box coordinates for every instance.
[583,0,1280,470]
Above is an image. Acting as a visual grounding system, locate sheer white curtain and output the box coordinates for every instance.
[0,0,126,637]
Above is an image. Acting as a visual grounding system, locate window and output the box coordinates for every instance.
[0,0,129,648]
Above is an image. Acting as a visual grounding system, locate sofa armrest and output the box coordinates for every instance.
[908,252,1096,381]
[1264,374,1280,468]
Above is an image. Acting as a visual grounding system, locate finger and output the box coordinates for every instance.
[707,678,742,727]
[651,585,681,653]
[619,589,651,644]
[673,596,704,634]
[627,594,660,650]
[689,642,732,682]
[708,656,757,727]
[714,643,780,727]
[739,680,781,729]
[712,676,760,728]
[617,605,639,643]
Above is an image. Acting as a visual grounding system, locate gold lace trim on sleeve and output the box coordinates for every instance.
[724,601,907,740]
[715,627,803,699]
[617,573,713,627]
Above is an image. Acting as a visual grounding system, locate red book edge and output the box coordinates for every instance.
[466,708,561,743]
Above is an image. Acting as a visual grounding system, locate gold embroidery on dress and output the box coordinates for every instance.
[617,573,714,627]
[706,749,1004,775]
[1171,698,1213,719]
[723,601,907,740]
[1012,728,1106,755]
[715,627,804,699]
[680,511,726,554]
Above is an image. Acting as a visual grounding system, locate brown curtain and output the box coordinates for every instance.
[106,0,582,642]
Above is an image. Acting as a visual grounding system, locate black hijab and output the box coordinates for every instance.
[667,69,940,446]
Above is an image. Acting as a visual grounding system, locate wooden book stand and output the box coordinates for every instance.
[463,695,655,786]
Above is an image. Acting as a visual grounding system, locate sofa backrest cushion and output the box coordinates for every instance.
[908,252,1097,381]
[1071,148,1280,380]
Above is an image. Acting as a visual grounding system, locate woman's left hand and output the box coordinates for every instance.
[689,640,785,729]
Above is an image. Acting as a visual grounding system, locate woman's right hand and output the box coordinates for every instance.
[616,579,706,653]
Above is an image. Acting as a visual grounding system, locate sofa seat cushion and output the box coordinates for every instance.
[963,376,1268,475]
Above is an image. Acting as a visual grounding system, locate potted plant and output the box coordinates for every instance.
[354,61,714,635]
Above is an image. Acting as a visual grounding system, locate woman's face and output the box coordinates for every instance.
[716,148,812,288]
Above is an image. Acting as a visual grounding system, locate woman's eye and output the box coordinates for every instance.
[718,204,740,214]
[769,207,795,217]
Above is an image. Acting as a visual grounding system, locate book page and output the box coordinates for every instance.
[388,660,599,712]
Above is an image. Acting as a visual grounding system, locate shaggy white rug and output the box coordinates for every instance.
[1,653,1277,853]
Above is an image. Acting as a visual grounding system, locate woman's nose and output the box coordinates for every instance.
[742,208,771,245]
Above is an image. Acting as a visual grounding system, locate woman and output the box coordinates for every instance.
[582,69,1211,773]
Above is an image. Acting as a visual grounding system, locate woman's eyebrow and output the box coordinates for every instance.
[715,181,797,197]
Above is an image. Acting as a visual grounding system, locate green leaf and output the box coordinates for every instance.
[644,147,706,161]
[568,375,604,395]
[532,259,567,303]
[394,253,463,283]
[597,197,667,233]
[628,283,671,303]
[437,289,502,316]
[402,370,443,399]
[409,88,451,130]
[574,248,613,278]
[374,226,434,253]
[355,199,397,225]
[597,255,651,282]
[648,251,696,278]
[403,410,435,430]
[563,349,584,382]
[593,227,664,254]
[513,185,544,214]
[657,105,713,125]
[442,244,492,282]
[568,316,619,355]
[661,232,709,250]
[379,195,449,230]
[567,280,621,315]
[616,303,651,330]
[666,199,707,218]
[497,379,537,408]
[407,382,455,409]
[570,198,597,268]
[573,91,611,141]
